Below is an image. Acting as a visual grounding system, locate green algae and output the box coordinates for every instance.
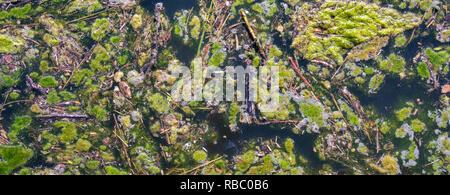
[417,62,431,79]
[0,71,21,88]
[379,53,406,74]
[381,155,399,175]
[75,139,92,152]
[235,150,257,172]
[395,107,412,121]
[8,115,32,142]
[9,92,19,100]
[192,150,207,163]
[0,0,447,176]
[411,119,425,133]
[86,160,100,170]
[64,0,103,14]
[292,1,420,65]
[90,105,107,121]
[105,166,127,175]
[39,76,58,88]
[347,36,389,62]
[147,93,170,114]
[369,74,385,93]
[299,101,325,127]
[425,48,448,72]
[91,18,110,42]
[394,34,407,48]
[47,90,61,105]
[0,145,33,175]
[54,121,77,144]
[0,35,25,54]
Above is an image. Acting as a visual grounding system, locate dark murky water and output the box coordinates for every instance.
[139,0,446,173]
[140,0,198,19]
[140,0,326,169]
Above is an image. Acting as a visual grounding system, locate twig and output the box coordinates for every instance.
[288,57,320,101]
[331,57,348,80]
[26,75,48,94]
[196,0,215,57]
[63,44,97,89]
[181,156,223,175]
[240,10,266,59]
[35,114,88,119]
[311,59,334,68]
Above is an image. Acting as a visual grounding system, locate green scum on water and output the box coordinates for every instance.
[0,0,449,175]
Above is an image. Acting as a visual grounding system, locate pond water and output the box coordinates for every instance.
[1,0,448,175]
[138,0,448,173]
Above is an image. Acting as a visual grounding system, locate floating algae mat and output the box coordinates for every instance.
[0,0,449,175]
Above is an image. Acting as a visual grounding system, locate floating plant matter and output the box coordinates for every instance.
[0,0,448,176]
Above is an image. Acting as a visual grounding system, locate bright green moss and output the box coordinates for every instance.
[364,67,375,75]
[0,72,20,88]
[411,119,425,133]
[425,48,448,72]
[292,1,420,65]
[39,61,49,73]
[130,14,143,30]
[251,3,264,14]
[348,112,360,126]
[419,0,433,11]
[379,54,406,74]
[29,72,39,79]
[101,152,115,162]
[192,150,207,163]
[54,121,77,143]
[308,64,319,73]
[105,166,127,175]
[347,36,390,62]
[147,93,170,114]
[72,69,94,85]
[299,101,324,127]
[395,107,412,121]
[228,102,240,125]
[381,155,399,175]
[47,90,61,105]
[90,45,111,72]
[380,122,390,134]
[9,92,19,100]
[59,91,76,101]
[369,74,385,91]
[11,115,32,132]
[39,76,58,88]
[43,33,60,46]
[75,139,92,152]
[0,4,32,20]
[91,18,110,41]
[18,168,32,175]
[149,121,161,136]
[118,55,128,65]
[236,150,256,172]
[65,0,103,14]
[91,105,108,121]
[0,145,33,175]
[284,138,294,154]
[86,160,100,170]
[417,62,430,79]
[394,34,407,47]
[209,52,226,66]
[0,35,25,54]
[189,15,201,39]
[110,36,122,45]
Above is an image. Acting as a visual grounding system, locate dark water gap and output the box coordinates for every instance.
[140,0,198,19]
